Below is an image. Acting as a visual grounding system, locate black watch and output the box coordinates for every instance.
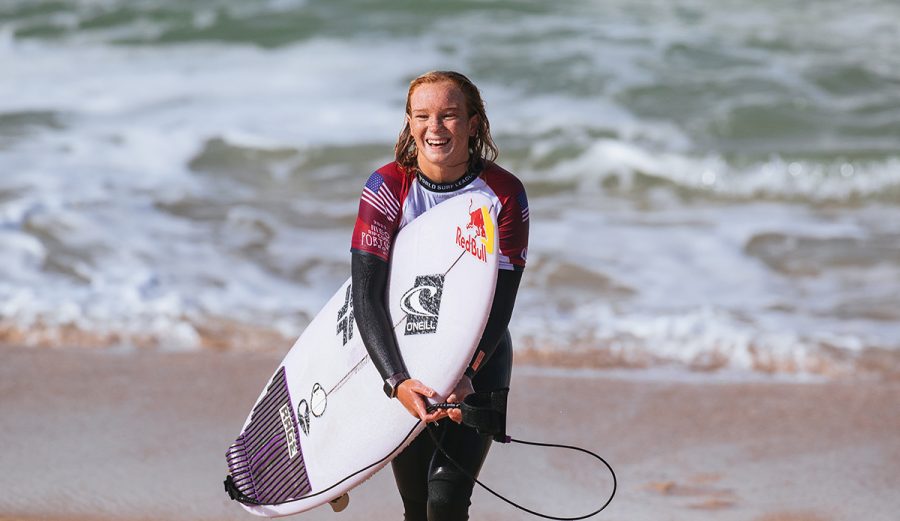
[383,372,410,398]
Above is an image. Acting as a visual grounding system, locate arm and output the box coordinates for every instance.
[445,268,522,423]
[351,250,406,384]
[466,267,523,377]
[351,250,439,421]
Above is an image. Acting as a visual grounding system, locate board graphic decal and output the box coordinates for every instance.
[226,366,312,504]
[401,274,444,335]
[336,284,354,345]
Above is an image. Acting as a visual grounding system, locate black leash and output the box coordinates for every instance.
[424,393,617,520]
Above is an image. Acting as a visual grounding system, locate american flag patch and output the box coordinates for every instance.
[361,172,400,220]
[516,190,529,221]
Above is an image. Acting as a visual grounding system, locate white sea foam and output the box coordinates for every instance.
[522,138,900,202]
[1,1,899,379]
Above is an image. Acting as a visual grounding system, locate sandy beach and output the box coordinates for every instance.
[1,345,898,521]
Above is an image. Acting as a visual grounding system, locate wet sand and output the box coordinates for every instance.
[1,346,898,521]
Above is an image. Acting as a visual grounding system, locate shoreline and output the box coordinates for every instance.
[1,345,898,521]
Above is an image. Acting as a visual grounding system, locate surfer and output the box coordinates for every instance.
[351,71,529,521]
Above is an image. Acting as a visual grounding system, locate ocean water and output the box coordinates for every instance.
[2,0,899,378]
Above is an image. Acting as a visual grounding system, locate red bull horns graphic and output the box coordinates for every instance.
[456,200,495,262]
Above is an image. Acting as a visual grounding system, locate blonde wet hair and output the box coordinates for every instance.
[394,71,498,173]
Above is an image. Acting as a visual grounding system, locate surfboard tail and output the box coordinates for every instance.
[225,366,312,506]
[225,437,255,501]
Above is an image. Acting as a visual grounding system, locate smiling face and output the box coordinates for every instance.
[407,81,479,183]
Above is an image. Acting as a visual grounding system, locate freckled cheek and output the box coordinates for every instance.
[453,126,469,146]
[411,126,426,145]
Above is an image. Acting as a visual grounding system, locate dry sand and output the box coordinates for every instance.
[1,346,898,521]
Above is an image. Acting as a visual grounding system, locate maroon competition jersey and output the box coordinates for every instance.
[351,161,529,271]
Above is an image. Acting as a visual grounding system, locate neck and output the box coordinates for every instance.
[416,167,480,193]
[417,157,469,184]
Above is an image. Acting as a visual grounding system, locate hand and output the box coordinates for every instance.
[396,379,443,423]
[444,375,474,424]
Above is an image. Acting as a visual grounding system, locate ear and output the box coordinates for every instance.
[468,114,479,137]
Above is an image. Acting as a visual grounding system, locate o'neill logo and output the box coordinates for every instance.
[456,200,495,262]
[401,274,444,335]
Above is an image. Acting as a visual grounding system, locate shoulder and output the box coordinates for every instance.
[364,161,412,194]
[373,161,411,182]
[480,162,526,198]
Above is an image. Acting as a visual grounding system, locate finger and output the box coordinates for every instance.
[425,411,443,423]
[425,401,446,421]
[401,400,420,420]
[448,408,462,424]
[411,382,436,399]
[412,397,429,421]
[399,394,427,421]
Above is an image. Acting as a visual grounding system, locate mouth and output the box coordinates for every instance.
[425,138,450,148]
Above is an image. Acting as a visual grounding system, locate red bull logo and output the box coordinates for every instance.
[467,208,486,239]
[456,200,495,262]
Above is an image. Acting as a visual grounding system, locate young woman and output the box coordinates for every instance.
[350,71,529,521]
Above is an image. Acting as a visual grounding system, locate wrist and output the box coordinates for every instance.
[383,371,410,398]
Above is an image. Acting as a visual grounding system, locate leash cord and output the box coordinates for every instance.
[424,420,617,520]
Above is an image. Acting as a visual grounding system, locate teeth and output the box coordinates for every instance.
[426,139,449,146]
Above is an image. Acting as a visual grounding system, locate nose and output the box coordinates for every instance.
[427,115,444,132]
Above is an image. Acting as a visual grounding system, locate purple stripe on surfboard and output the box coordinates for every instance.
[242,388,289,455]
[243,401,290,457]
[226,440,258,498]
[261,454,309,493]
[261,368,309,504]
[241,379,290,440]
[243,384,288,434]
[242,386,290,450]
[226,366,311,504]
[268,466,310,504]
[250,434,284,469]
[227,367,309,503]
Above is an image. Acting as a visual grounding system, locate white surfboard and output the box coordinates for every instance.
[225,193,499,517]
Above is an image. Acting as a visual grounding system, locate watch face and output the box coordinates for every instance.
[384,378,400,398]
[384,374,407,398]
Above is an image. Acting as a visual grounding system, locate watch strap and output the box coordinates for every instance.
[383,371,410,398]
